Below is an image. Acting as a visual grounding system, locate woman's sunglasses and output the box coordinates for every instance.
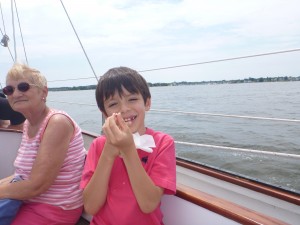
[2,82,39,96]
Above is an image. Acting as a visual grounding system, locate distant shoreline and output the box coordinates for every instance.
[48,76,300,91]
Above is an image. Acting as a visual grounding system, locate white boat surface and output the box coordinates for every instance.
[1,128,299,225]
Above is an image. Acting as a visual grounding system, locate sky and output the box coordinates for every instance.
[0,0,300,88]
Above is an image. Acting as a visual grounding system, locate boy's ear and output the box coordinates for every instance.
[145,98,151,111]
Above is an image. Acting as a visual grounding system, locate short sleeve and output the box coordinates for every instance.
[149,132,176,195]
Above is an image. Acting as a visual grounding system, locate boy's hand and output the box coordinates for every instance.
[102,113,135,157]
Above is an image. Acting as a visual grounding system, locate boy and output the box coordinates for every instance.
[80,67,176,225]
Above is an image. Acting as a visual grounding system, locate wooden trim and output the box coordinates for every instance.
[176,183,289,225]
[82,130,100,138]
[0,127,22,133]
[177,158,300,206]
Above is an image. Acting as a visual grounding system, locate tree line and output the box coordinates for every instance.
[48,76,300,91]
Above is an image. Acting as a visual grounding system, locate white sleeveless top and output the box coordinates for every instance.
[14,109,86,210]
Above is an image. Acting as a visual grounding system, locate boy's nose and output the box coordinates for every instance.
[119,103,130,113]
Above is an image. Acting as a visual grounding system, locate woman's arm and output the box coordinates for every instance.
[0,175,14,185]
[0,114,74,200]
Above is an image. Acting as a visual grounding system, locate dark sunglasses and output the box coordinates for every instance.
[3,82,39,96]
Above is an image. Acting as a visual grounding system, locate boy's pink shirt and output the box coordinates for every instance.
[80,128,176,225]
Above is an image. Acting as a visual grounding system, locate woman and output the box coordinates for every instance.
[0,63,86,225]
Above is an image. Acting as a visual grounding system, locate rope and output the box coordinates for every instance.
[0,2,7,34]
[13,0,28,65]
[175,141,300,159]
[48,100,95,106]
[48,76,95,83]
[150,109,300,123]
[139,49,300,73]
[47,100,300,123]
[47,101,299,158]
[59,0,98,82]
[11,0,17,61]
[44,48,300,84]
[0,1,14,60]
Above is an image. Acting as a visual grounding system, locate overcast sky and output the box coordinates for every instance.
[0,0,300,87]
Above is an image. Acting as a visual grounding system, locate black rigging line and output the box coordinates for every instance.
[11,0,17,61]
[60,0,98,82]
[13,0,28,65]
[0,2,6,33]
[48,77,95,83]
[47,48,300,83]
[0,1,14,61]
[139,48,300,73]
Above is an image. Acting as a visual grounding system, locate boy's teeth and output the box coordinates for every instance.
[124,116,135,122]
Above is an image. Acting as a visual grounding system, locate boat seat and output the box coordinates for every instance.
[75,217,90,225]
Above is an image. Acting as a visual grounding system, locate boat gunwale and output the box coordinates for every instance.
[176,183,289,225]
[0,127,23,133]
[176,158,300,206]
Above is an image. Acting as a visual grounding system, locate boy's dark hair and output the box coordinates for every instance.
[96,67,151,115]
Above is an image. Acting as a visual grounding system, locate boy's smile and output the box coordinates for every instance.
[124,115,137,123]
[103,87,151,135]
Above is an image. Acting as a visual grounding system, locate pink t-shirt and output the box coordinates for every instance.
[81,128,176,225]
[14,109,86,210]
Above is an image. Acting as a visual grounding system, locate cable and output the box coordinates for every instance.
[13,0,28,65]
[175,141,300,159]
[150,109,300,123]
[46,48,300,83]
[139,49,300,73]
[60,0,98,82]
[0,2,7,34]
[0,1,14,60]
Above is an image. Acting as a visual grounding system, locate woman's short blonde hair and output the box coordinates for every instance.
[6,63,47,87]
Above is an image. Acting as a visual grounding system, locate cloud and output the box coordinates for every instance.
[1,0,299,87]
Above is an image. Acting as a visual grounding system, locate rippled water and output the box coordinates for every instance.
[48,82,300,193]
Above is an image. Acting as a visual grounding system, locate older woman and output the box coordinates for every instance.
[0,63,86,224]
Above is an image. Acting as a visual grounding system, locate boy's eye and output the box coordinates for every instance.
[108,102,117,107]
[129,97,138,101]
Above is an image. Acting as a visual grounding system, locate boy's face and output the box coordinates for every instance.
[103,86,151,135]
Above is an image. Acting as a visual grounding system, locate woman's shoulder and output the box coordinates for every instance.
[48,108,69,117]
[48,113,72,125]
[46,109,74,125]
[45,110,75,135]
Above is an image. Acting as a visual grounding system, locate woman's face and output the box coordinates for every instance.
[5,77,47,114]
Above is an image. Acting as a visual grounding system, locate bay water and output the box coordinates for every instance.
[47,81,300,193]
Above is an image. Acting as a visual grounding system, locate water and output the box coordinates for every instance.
[47,82,300,193]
